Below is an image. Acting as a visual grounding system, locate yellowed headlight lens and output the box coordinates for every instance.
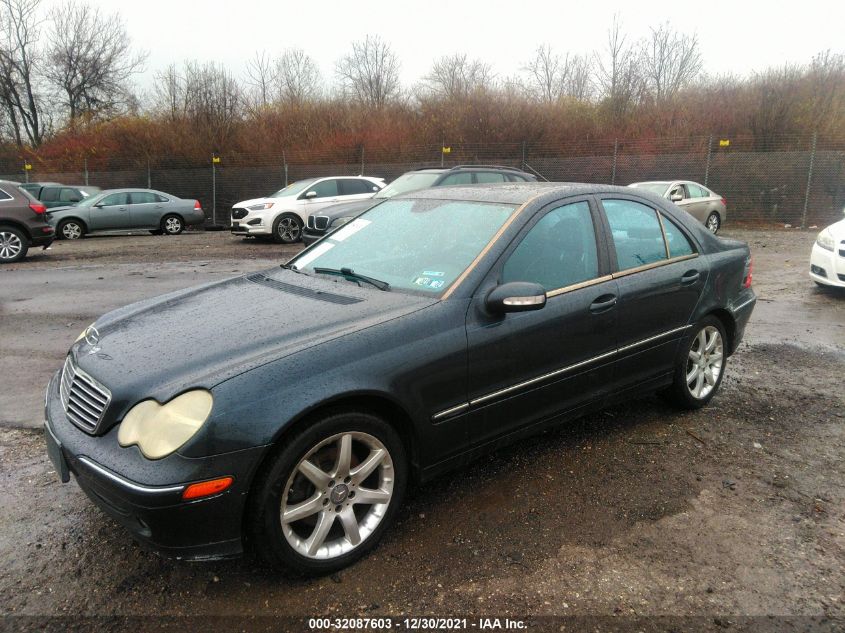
[117,390,213,460]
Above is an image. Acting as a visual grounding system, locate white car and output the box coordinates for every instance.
[810,212,845,288]
[231,176,384,243]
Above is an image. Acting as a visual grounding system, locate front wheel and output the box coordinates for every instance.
[272,214,303,244]
[247,410,407,575]
[705,212,721,234]
[663,316,727,409]
[0,226,28,263]
[161,215,184,235]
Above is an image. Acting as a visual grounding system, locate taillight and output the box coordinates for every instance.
[743,259,753,289]
[721,197,727,208]
[194,200,202,210]
[29,202,46,214]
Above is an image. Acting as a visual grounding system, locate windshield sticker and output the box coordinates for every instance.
[422,270,445,277]
[412,276,446,290]
[330,218,371,242]
[292,242,334,269]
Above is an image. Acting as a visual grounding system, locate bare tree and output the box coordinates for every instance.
[0,0,48,146]
[640,22,702,100]
[807,50,845,134]
[335,35,400,107]
[595,15,644,118]
[276,48,321,103]
[420,53,494,100]
[245,50,276,109]
[524,45,593,102]
[153,63,185,121]
[44,1,146,122]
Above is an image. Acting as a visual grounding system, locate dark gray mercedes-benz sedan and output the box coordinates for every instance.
[44,183,755,574]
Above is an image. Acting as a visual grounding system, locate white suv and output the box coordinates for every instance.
[231,176,384,243]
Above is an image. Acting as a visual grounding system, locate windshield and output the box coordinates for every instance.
[631,182,670,196]
[374,172,442,199]
[289,198,517,294]
[269,179,317,198]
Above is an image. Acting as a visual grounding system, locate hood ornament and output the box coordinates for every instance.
[84,326,102,354]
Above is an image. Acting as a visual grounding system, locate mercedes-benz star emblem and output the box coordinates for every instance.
[84,325,100,347]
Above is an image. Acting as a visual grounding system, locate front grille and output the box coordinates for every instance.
[232,208,247,220]
[315,216,329,230]
[59,356,111,434]
[839,274,845,282]
[307,216,315,229]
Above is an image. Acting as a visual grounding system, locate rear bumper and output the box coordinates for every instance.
[729,289,756,354]
[43,371,268,560]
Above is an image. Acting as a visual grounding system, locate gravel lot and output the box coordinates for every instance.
[0,228,843,631]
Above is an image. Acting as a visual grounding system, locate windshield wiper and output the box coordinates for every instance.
[280,263,308,275]
[313,267,390,291]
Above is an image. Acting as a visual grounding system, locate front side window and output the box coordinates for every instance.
[668,184,686,200]
[603,199,667,270]
[291,198,517,294]
[99,193,129,206]
[309,179,339,199]
[439,172,473,186]
[41,188,59,202]
[59,188,80,202]
[502,201,598,291]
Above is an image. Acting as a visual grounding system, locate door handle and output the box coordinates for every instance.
[681,270,700,285]
[589,294,617,314]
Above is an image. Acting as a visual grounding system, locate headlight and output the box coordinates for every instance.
[816,229,835,252]
[117,390,213,460]
[247,202,274,211]
[330,216,353,228]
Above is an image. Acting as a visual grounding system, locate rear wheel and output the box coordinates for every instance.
[247,410,407,575]
[663,316,726,409]
[161,214,184,235]
[58,219,85,240]
[272,214,303,244]
[0,226,28,263]
[705,212,721,234]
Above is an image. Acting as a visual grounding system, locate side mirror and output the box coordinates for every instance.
[670,193,683,202]
[486,281,546,314]
[93,203,104,208]
[305,191,317,199]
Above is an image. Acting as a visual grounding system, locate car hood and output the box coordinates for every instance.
[73,267,437,415]
[315,198,382,220]
[233,196,294,208]
[824,217,845,237]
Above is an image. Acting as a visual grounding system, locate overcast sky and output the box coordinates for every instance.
[41,0,845,94]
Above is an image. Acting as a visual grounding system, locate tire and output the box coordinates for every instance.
[149,229,163,235]
[272,214,303,244]
[247,410,407,575]
[663,316,727,409]
[0,226,28,263]
[705,212,721,234]
[161,214,184,235]
[58,219,85,240]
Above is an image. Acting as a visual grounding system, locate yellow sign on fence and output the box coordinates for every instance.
[24,163,32,170]
[719,139,730,147]
[441,147,451,154]
[212,156,221,164]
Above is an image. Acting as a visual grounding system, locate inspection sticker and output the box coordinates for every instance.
[422,270,445,277]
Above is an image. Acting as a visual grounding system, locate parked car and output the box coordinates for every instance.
[44,183,755,574]
[628,180,727,233]
[809,209,845,288]
[0,179,54,263]
[34,184,101,208]
[47,189,205,239]
[302,165,537,245]
[19,181,61,195]
[231,176,385,244]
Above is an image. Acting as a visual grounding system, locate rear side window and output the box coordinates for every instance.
[475,172,506,183]
[502,201,598,291]
[340,179,373,195]
[131,192,156,204]
[439,172,473,186]
[603,199,667,270]
[59,188,80,202]
[0,189,12,201]
[661,215,695,257]
[41,187,59,202]
[507,174,529,182]
[154,194,169,202]
[687,183,707,198]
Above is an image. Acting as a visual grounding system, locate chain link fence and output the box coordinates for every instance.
[2,133,843,228]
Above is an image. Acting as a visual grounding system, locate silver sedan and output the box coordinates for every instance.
[629,180,727,233]
[47,189,206,239]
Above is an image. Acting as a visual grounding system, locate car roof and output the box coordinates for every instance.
[397,182,629,205]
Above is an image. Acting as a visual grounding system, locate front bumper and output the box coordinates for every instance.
[44,371,269,560]
[809,241,845,287]
[302,228,326,245]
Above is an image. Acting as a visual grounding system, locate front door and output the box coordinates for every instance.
[464,198,618,446]
[598,196,706,387]
[88,192,130,230]
[297,179,342,218]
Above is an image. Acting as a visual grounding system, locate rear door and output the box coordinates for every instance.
[129,191,163,228]
[40,187,61,208]
[89,192,130,230]
[598,196,706,388]
[463,197,618,444]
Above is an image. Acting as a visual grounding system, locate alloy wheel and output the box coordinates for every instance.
[686,325,723,399]
[164,217,183,234]
[277,217,301,242]
[706,213,720,233]
[0,230,22,260]
[62,222,82,239]
[280,431,394,560]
